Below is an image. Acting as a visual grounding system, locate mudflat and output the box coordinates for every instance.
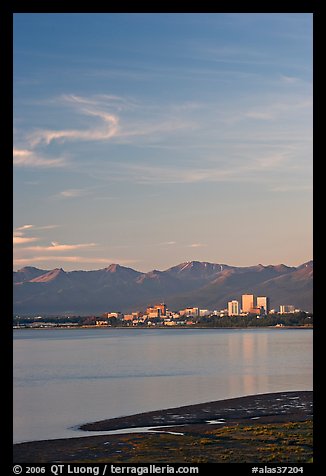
[13,391,313,463]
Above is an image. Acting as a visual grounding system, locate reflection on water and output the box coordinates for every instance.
[13,328,312,443]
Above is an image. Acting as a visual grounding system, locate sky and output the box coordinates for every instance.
[13,13,313,272]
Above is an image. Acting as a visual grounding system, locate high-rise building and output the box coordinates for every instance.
[257,296,269,315]
[228,300,240,316]
[155,303,167,317]
[146,303,166,317]
[242,294,255,313]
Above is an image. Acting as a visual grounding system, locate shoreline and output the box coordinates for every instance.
[79,390,313,432]
[13,391,313,463]
[13,324,313,330]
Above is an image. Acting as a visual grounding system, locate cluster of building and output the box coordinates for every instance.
[227,295,300,316]
[228,294,269,316]
[96,297,300,326]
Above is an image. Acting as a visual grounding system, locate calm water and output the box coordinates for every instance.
[13,328,313,443]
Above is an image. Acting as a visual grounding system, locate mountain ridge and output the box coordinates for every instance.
[13,260,313,314]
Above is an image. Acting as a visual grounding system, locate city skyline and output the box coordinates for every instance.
[13,13,312,272]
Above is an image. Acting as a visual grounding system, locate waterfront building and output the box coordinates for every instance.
[146,303,167,317]
[228,300,240,316]
[122,314,134,321]
[257,296,269,315]
[147,310,160,318]
[249,307,262,315]
[179,307,199,317]
[105,312,123,319]
[280,305,296,314]
[242,294,255,313]
[199,309,211,317]
[164,320,176,326]
[96,319,109,326]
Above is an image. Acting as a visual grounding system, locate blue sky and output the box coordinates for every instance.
[13,13,313,271]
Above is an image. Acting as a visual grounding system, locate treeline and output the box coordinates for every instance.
[197,312,313,327]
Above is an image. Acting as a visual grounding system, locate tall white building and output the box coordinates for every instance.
[228,300,240,316]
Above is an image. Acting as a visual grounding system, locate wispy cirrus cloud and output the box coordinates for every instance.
[61,93,139,112]
[13,219,139,271]
[222,96,312,126]
[15,224,60,231]
[13,224,61,247]
[13,96,120,172]
[13,255,140,267]
[20,92,197,154]
[13,236,114,269]
[105,143,305,186]
[244,111,274,120]
[55,186,115,200]
[28,108,119,147]
[37,224,60,230]
[188,243,206,248]
[13,225,60,243]
[24,242,97,252]
[13,236,39,245]
[59,189,90,199]
[110,162,229,184]
[13,148,67,168]
[15,224,34,231]
[280,75,300,84]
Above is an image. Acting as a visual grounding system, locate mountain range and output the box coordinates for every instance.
[13,260,313,315]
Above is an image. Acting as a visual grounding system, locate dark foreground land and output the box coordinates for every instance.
[14,391,313,463]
